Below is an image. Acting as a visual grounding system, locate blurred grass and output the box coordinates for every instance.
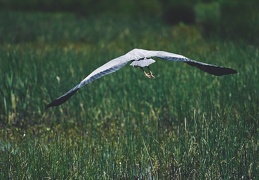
[0,12,258,179]
[1,0,258,45]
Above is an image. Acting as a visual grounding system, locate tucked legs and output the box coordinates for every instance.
[141,66,155,79]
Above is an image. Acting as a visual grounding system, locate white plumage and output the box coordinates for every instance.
[46,48,237,109]
[130,58,156,67]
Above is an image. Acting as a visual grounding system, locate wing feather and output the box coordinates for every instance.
[45,54,132,109]
[78,55,130,87]
[145,50,237,76]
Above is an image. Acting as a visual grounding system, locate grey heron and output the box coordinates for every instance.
[45,48,237,109]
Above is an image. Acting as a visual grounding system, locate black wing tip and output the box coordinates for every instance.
[226,68,238,75]
[186,61,237,76]
[45,103,52,110]
[45,98,64,110]
[45,100,58,109]
[45,88,79,110]
[209,67,238,76]
[206,67,237,76]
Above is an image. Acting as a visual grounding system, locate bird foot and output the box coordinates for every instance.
[144,71,151,78]
[144,71,155,79]
[149,71,155,78]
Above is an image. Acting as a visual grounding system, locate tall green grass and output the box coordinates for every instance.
[0,12,258,179]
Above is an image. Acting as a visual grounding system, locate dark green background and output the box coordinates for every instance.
[1,0,259,44]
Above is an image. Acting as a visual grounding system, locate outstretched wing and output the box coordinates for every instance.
[46,48,237,109]
[130,49,237,76]
[155,50,237,76]
[45,54,132,109]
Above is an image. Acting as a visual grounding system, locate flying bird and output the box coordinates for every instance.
[45,48,237,109]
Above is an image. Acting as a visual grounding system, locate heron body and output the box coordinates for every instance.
[45,48,237,109]
[130,57,156,68]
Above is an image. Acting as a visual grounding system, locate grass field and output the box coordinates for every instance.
[0,12,258,179]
